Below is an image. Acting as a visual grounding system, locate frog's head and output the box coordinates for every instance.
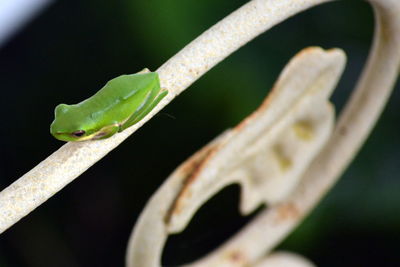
[50,104,91,141]
[51,104,103,142]
[51,104,120,142]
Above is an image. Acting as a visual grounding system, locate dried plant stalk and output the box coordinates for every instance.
[126,47,345,266]
[127,0,400,266]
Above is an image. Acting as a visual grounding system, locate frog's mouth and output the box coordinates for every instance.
[76,124,120,141]
[53,123,120,142]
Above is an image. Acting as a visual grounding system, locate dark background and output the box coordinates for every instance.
[0,0,399,266]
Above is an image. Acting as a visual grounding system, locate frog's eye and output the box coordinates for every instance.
[72,130,86,137]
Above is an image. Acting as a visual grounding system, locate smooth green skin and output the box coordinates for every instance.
[50,70,167,142]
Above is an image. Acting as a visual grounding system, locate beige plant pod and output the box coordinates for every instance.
[126,47,345,267]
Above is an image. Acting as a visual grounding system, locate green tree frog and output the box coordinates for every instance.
[50,69,167,142]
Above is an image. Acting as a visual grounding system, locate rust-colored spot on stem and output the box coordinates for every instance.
[227,250,246,263]
[164,142,220,223]
[276,202,301,222]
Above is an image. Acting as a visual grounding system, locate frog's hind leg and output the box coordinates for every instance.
[119,90,168,132]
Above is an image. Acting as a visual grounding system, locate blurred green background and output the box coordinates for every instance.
[0,0,399,266]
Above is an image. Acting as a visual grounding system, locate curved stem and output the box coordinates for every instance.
[125,0,400,266]
[125,46,344,267]
[189,0,400,266]
[157,0,331,95]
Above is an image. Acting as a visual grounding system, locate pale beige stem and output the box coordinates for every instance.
[126,47,344,267]
[189,0,400,266]
[126,0,400,266]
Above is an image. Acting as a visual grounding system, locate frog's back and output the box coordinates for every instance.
[88,72,158,106]
[76,72,159,124]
